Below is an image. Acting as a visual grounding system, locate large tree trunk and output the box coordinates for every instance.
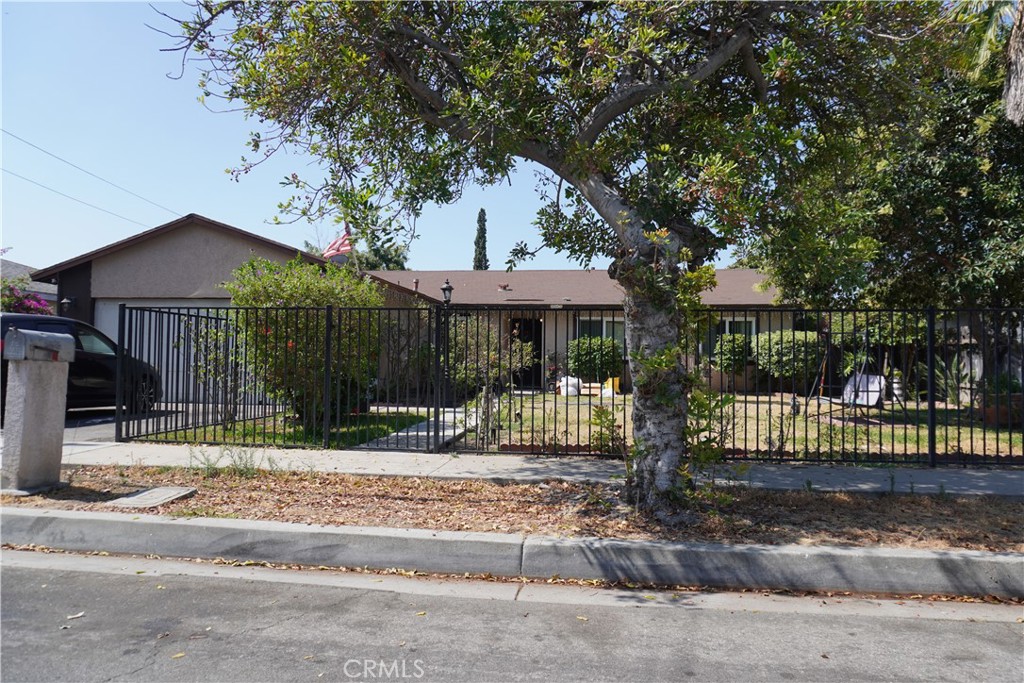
[1006,1,1024,125]
[572,173,693,512]
[618,272,689,511]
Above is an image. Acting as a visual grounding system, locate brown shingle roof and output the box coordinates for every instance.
[366,268,776,307]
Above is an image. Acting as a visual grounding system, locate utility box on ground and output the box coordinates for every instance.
[2,328,75,494]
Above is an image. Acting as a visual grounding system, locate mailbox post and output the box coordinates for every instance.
[2,328,75,494]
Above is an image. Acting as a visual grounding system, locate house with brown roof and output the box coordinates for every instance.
[367,268,781,390]
[31,214,323,340]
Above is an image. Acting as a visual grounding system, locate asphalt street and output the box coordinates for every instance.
[3,550,1022,683]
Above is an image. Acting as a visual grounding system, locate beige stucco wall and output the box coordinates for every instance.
[91,222,305,299]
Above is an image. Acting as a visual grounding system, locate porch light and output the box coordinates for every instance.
[440,279,453,305]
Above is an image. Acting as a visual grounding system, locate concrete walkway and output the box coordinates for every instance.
[60,440,1024,498]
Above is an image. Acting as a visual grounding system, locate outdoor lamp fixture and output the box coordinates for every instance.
[440,279,454,306]
[59,297,76,311]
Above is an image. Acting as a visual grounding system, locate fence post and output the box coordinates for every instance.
[323,306,333,449]
[432,304,443,452]
[926,306,937,467]
[115,303,126,442]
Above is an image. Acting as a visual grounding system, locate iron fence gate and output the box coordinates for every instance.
[116,304,1022,466]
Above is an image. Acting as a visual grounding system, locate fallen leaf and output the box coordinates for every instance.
[643,595,656,601]
[66,612,85,620]
[171,653,185,659]
[576,616,588,622]
[415,611,427,617]
[156,585,166,590]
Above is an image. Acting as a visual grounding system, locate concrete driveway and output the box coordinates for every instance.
[63,409,118,443]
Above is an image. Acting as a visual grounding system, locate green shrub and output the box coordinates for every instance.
[224,255,385,423]
[752,331,825,389]
[990,372,1023,394]
[567,336,623,382]
[445,317,535,400]
[713,333,752,374]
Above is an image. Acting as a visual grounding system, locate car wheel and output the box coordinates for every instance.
[129,374,158,414]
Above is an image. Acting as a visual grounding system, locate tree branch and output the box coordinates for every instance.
[377,43,561,175]
[741,42,768,102]
[577,20,756,146]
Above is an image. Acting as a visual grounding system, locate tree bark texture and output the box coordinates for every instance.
[619,277,689,510]
[1005,2,1024,125]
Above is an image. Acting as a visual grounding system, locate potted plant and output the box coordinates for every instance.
[978,373,1023,427]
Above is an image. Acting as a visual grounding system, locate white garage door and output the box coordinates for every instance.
[95,298,230,403]
[93,299,228,341]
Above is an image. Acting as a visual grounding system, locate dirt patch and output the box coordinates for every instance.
[2,465,1021,553]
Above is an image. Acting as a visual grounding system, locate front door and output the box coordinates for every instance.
[510,317,542,389]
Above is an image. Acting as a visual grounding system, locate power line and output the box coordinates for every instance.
[2,169,149,228]
[1,129,181,216]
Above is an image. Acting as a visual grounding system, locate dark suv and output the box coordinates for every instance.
[1,313,162,413]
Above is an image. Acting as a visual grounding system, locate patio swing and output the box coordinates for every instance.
[805,330,907,415]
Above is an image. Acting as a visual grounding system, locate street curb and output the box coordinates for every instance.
[3,507,1022,599]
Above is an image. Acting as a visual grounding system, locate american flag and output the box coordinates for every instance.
[323,228,352,261]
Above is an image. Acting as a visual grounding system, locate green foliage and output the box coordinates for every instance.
[752,331,825,390]
[743,71,1024,308]
[445,317,535,401]
[182,2,945,270]
[677,388,736,494]
[916,353,976,406]
[713,334,752,375]
[568,336,623,383]
[589,405,627,457]
[351,232,409,271]
[473,208,489,270]
[989,372,1023,394]
[224,256,385,423]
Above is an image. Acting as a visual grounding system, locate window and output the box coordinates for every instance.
[701,316,758,359]
[75,326,116,356]
[725,319,756,337]
[578,317,626,349]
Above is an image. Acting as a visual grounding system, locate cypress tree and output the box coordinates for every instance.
[473,208,489,270]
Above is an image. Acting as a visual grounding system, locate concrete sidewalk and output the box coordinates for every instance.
[60,440,1024,498]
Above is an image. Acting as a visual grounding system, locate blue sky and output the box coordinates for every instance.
[1,2,729,275]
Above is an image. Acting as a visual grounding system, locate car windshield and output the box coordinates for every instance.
[76,326,116,355]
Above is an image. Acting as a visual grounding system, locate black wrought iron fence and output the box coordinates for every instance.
[692,307,1023,465]
[117,304,1022,466]
[116,305,438,450]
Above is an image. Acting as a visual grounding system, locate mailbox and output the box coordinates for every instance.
[2,328,75,363]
